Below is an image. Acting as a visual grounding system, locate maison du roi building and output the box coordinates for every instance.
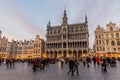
[45,10,89,58]
[94,22,120,54]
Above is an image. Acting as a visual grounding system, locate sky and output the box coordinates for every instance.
[0,0,120,48]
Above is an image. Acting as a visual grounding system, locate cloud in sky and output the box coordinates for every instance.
[0,0,120,47]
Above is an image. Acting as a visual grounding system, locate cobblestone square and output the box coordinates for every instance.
[0,61,120,80]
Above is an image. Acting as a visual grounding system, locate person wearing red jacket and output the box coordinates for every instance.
[96,57,100,66]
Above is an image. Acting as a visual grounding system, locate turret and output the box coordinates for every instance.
[62,10,68,26]
[85,15,88,24]
[47,20,51,28]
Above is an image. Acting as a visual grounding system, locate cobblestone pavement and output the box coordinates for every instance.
[0,61,120,80]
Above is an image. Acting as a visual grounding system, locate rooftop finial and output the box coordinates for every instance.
[85,15,88,23]
[47,20,51,27]
[48,20,50,26]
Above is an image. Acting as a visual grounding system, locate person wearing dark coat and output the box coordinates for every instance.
[68,59,75,76]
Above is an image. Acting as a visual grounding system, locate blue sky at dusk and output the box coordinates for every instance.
[0,0,120,47]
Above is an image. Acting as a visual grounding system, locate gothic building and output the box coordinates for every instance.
[46,10,89,58]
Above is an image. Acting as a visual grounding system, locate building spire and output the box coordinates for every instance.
[62,10,68,26]
[48,20,50,26]
[47,20,51,28]
[85,15,88,24]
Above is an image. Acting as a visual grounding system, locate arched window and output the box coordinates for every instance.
[116,33,119,38]
[106,40,109,45]
[106,34,108,38]
[63,42,66,48]
[111,40,115,46]
[117,40,120,45]
[110,27,113,31]
[99,35,101,38]
[99,40,101,44]
[96,40,98,44]
[111,33,114,38]
[103,47,105,51]
[97,47,99,51]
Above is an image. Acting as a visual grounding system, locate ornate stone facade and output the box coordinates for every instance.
[0,30,8,59]
[16,35,45,59]
[0,29,45,59]
[16,40,34,59]
[46,10,89,58]
[94,22,120,54]
[33,35,45,58]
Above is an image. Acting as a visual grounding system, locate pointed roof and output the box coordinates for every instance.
[85,15,88,23]
[63,10,67,18]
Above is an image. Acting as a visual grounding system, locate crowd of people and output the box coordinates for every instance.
[58,55,118,76]
[31,58,50,72]
[0,55,118,76]
[0,58,16,68]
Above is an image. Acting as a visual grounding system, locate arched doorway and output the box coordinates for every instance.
[50,51,53,58]
[73,50,77,58]
[63,50,67,58]
[58,51,62,58]
[68,50,72,58]
[83,50,87,57]
[83,50,87,54]
[78,50,82,58]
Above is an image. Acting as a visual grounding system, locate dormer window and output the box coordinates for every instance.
[110,27,113,31]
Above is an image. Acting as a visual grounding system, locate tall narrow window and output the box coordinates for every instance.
[63,28,66,32]
[110,27,113,31]
[106,34,108,38]
[117,40,120,45]
[116,33,119,38]
[111,40,115,46]
[111,33,114,38]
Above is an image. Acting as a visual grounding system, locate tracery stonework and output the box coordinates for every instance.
[46,10,89,58]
